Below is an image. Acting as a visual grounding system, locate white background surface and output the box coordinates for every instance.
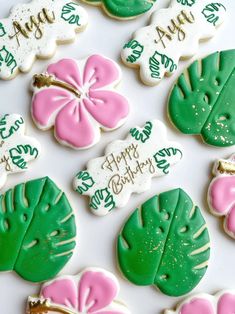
[0,0,235,313]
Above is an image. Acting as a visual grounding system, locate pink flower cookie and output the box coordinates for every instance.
[208,154,235,239]
[31,55,129,149]
[165,290,235,314]
[27,267,131,314]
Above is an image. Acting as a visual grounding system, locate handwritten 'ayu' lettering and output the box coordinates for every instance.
[155,10,195,48]
[9,8,56,46]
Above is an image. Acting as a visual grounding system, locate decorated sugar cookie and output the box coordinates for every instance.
[81,0,157,20]
[0,114,41,189]
[208,154,235,239]
[165,290,235,314]
[121,0,227,85]
[0,0,88,80]
[31,55,129,150]
[0,177,76,283]
[169,50,235,147]
[73,120,183,216]
[118,188,210,297]
[27,267,131,314]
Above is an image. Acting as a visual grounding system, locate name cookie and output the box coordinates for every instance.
[169,50,235,147]
[118,188,210,297]
[121,0,226,85]
[73,120,183,216]
[31,55,129,149]
[208,154,235,239]
[0,0,88,80]
[0,177,76,283]
[27,268,131,314]
[81,0,157,20]
[0,114,41,189]
[165,290,235,314]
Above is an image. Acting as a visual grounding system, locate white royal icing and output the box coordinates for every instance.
[121,0,227,85]
[0,114,41,189]
[0,0,88,80]
[73,120,183,216]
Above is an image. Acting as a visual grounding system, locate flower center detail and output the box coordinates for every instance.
[28,298,77,314]
[33,74,81,98]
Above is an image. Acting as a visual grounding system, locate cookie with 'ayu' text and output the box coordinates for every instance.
[121,0,227,85]
[0,0,88,80]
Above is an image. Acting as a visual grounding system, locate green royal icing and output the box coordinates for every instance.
[61,2,81,25]
[0,114,24,140]
[202,3,226,26]
[0,22,6,37]
[149,51,177,79]
[154,147,183,174]
[90,188,115,212]
[117,188,210,297]
[177,0,195,6]
[123,40,144,63]
[75,171,95,195]
[168,50,235,147]
[9,144,39,170]
[130,121,152,143]
[0,177,76,282]
[0,46,17,75]
[83,0,157,19]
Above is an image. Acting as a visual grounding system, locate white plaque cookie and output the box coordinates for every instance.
[0,0,88,80]
[121,0,227,85]
[73,120,183,216]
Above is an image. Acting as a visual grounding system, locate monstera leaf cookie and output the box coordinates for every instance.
[73,120,183,216]
[169,50,235,147]
[27,268,131,314]
[208,154,235,239]
[121,0,227,85]
[0,0,88,80]
[165,290,235,314]
[31,55,129,150]
[0,177,76,282]
[81,0,157,20]
[0,114,41,189]
[117,188,210,297]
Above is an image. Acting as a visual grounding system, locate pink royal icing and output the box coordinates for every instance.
[208,154,235,238]
[218,293,235,314]
[166,291,235,314]
[31,55,129,149]
[180,299,214,314]
[39,268,130,314]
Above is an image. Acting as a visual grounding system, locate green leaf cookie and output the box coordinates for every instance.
[0,177,76,283]
[168,50,235,147]
[82,0,157,19]
[117,188,210,297]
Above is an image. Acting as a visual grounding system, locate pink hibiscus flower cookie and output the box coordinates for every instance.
[27,267,131,314]
[208,154,235,239]
[31,55,129,149]
[165,290,235,314]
